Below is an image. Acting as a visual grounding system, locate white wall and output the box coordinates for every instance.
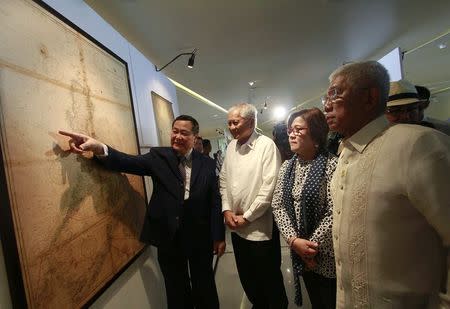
[0,0,177,307]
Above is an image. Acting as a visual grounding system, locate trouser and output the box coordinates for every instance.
[303,271,336,309]
[231,226,288,309]
[157,233,219,309]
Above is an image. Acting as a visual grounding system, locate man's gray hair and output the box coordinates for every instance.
[329,61,390,111]
[228,103,257,127]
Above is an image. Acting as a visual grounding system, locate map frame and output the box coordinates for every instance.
[0,0,148,307]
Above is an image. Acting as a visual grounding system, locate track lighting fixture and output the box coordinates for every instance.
[155,48,197,72]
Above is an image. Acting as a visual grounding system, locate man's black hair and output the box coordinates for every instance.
[172,115,199,135]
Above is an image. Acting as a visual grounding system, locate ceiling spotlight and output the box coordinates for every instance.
[273,106,287,121]
[248,81,255,86]
[187,52,196,68]
[263,101,268,110]
[438,43,447,49]
[155,48,197,72]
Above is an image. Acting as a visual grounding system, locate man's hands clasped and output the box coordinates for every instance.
[223,210,249,230]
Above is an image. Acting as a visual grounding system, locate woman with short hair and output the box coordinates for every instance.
[272,107,337,308]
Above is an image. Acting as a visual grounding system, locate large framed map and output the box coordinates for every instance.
[0,0,147,307]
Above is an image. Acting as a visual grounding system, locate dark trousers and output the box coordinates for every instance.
[231,226,288,309]
[303,271,336,309]
[157,234,219,309]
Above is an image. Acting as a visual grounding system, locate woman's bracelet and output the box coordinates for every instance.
[288,237,298,248]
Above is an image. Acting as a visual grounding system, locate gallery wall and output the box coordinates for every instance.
[0,0,177,307]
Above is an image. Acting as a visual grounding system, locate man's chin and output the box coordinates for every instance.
[172,144,183,152]
[327,122,339,132]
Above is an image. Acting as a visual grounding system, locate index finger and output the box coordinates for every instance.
[58,130,78,138]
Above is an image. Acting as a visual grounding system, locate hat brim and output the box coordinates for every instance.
[387,97,425,107]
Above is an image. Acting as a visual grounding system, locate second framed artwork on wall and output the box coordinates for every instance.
[151,91,175,147]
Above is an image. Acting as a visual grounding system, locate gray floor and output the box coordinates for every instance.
[215,231,312,309]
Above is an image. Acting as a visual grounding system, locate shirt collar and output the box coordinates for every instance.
[176,148,193,162]
[184,149,193,161]
[237,131,259,150]
[343,115,389,153]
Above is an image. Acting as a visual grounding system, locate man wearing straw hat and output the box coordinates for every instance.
[385,79,423,124]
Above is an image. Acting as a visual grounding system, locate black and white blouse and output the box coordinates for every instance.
[272,153,337,278]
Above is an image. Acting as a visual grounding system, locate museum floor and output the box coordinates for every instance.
[215,231,312,309]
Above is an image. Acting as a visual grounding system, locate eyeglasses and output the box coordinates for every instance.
[287,126,308,136]
[321,86,370,108]
[321,87,342,107]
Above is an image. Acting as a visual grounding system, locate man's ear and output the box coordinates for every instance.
[366,87,381,112]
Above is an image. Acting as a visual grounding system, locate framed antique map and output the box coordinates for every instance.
[151,91,175,147]
[0,0,147,307]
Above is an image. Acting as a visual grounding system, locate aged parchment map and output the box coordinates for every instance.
[0,0,146,307]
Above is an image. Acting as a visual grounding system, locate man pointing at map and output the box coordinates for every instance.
[59,114,225,309]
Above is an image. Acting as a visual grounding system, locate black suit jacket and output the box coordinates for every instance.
[99,146,224,253]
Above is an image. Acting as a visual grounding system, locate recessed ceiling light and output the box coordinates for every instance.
[438,43,447,49]
[248,81,255,86]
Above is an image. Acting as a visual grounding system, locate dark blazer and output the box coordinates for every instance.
[99,146,224,253]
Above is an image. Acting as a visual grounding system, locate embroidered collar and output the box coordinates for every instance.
[343,116,389,153]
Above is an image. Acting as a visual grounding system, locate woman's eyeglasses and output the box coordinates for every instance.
[287,126,307,136]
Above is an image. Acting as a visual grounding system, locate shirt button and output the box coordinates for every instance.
[340,185,344,190]
[345,160,349,164]
[335,234,338,240]
[337,209,341,215]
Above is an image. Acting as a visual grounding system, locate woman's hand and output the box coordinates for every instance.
[292,238,318,259]
[292,238,319,270]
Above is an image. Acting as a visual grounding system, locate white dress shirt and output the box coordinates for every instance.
[220,132,281,241]
[331,116,450,308]
[180,150,192,200]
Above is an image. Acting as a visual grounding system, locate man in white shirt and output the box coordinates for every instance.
[220,103,288,308]
[324,61,450,308]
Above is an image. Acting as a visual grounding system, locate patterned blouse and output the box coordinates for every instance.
[272,153,337,278]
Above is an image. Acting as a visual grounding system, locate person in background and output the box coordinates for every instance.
[213,149,224,176]
[272,121,294,162]
[326,131,344,156]
[272,108,337,308]
[324,60,450,308]
[416,85,450,135]
[220,103,288,309]
[385,79,422,124]
[59,115,225,309]
[202,139,212,157]
[194,135,204,153]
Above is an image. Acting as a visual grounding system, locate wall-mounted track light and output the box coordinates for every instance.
[155,48,197,72]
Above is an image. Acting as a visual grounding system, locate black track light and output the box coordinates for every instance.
[154,48,197,72]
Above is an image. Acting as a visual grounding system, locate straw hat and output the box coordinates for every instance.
[387,79,424,107]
